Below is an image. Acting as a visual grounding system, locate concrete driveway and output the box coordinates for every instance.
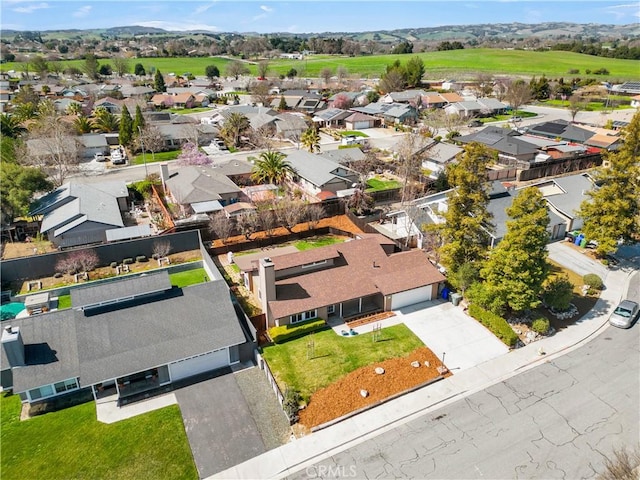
[175,372,265,479]
[547,241,610,279]
[394,301,509,371]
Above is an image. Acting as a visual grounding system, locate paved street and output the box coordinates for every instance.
[288,315,639,480]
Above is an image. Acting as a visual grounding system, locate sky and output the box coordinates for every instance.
[1,0,639,33]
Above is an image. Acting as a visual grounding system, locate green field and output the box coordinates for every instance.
[3,49,639,80]
[0,393,197,480]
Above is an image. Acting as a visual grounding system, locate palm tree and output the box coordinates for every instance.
[73,116,93,134]
[220,112,250,148]
[12,103,38,122]
[91,107,119,133]
[301,127,320,153]
[65,102,83,116]
[251,150,296,185]
[0,114,27,138]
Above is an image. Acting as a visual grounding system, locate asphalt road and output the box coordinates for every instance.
[288,289,640,479]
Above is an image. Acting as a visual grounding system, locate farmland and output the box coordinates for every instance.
[3,49,640,80]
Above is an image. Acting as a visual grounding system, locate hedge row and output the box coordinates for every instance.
[468,304,519,347]
[269,318,327,344]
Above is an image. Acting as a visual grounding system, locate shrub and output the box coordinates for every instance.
[282,386,302,423]
[53,272,63,279]
[268,318,327,344]
[468,304,519,347]
[531,317,550,335]
[136,255,147,263]
[583,273,603,291]
[123,258,134,265]
[542,275,574,310]
[110,262,118,268]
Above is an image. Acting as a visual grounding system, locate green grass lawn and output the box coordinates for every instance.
[294,236,346,251]
[0,393,197,480]
[341,130,368,137]
[538,99,633,111]
[481,110,538,123]
[366,177,402,192]
[3,49,639,80]
[169,268,208,288]
[169,107,214,114]
[131,149,181,166]
[261,324,424,402]
[57,294,71,309]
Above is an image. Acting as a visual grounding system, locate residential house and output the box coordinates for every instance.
[172,93,196,109]
[444,98,507,117]
[312,108,352,128]
[93,97,123,114]
[531,173,596,232]
[224,202,257,218]
[53,98,82,114]
[78,133,110,159]
[525,120,599,146]
[284,150,359,198]
[344,112,379,130]
[631,95,640,108]
[457,126,540,166]
[1,264,253,406]
[161,164,242,216]
[421,142,463,178]
[156,123,217,148]
[351,101,418,125]
[273,113,309,141]
[242,234,446,328]
[322,147,366,165]
[119,85,155,98]
[29,181,129,248]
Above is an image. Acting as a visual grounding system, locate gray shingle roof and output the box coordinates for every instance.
[165,166,241,205]
[71,271,172,309]
[9,278,246,391]
[285,150,358,188]
[541,174,595,219]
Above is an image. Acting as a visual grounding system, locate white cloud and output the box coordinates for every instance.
[12,2,49,14]
[603,3,640,19]
[252,13,267,21]
[73,6,92,18]
[137,21,218,32]
[194,2,216,15]
[260,5,273,12]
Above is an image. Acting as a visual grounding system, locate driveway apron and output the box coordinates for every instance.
[175,373,265,479]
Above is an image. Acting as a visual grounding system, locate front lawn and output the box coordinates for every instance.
[366,177,402,192]
[0,393,197,480]
[261,323,424,402]
[169,107,213,114]
[169,267,209,288]
[481,110,537,123]
[540,99,633,111]
[341,130,368,137]
[131,149,181,166]
[57,294,71,309]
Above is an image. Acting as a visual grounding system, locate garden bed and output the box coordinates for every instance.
[299,347,448,430]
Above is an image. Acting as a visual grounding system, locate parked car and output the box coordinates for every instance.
[93,153,107,162]
[111,147,126,165]
[609,300,639,329]
[468,120,483,127]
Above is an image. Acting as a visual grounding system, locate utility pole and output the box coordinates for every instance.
[138,126,148,178]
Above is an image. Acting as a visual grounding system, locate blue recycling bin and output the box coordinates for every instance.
[441,287,450,300]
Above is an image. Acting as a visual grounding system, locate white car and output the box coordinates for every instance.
[111,148,126,165]
[94,153,107,162]
[609,300,639,329]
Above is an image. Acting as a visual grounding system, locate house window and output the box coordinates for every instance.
[290,309,317,324]
[54,378,79,394]
[327,305,336,314]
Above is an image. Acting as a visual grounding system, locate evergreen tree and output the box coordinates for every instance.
[132,105,145,137]
[154,69,166,93]
[438,142,493,282]
[405,56,425,88]
[579,111,640,256]
[481,187,550,313]
[278,95,287,111]
[119,105,133,146]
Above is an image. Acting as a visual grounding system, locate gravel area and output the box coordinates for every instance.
[234,366,292,450]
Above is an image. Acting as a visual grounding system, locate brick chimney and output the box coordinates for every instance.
[258,258,276,325]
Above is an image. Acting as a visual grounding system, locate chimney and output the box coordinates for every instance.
[160,163,170,190]
[2,326,25,367]
[258,258,276,324]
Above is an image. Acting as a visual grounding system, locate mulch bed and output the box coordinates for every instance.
[299,347,449,430]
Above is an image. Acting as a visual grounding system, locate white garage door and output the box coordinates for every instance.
[169,348,229,382]
[391,286,432,310]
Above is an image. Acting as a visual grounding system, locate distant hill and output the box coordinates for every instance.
[2,22,639,41]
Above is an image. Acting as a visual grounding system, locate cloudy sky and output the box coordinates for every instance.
[1,0,638,32]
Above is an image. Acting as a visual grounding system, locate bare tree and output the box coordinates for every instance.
[504,79,532,116]
[568,94,587,123]
[320,67,333,86]
[379,70,406,94]
[275,198,306,233]
[250,80,273,106]
[111,56,130,77]
[597,446,640,480]
[236,211,260,240]
[226,61,250,80]
[152,240,172,259]
[473,73,494,97]
[55,250,99,275]
[245,123,275,150]
[395,133,430,204]
[23,106,80,186]
[306,203,325,230]
[209,212,233,244]
[256,203,277,237]
[257,60,270,79]
[136,124,165,159]
[336,66,349,84]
